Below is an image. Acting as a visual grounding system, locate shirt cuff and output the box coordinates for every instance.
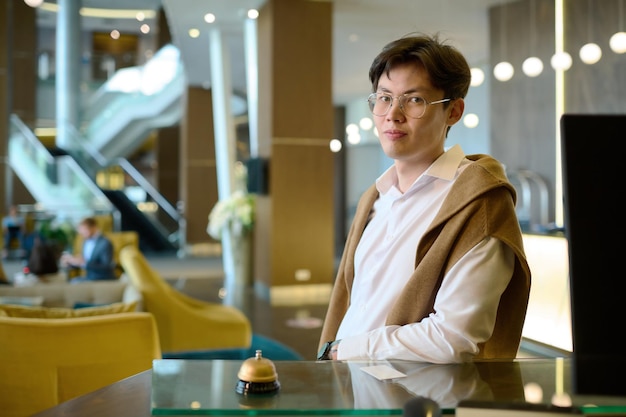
[335,333,370,360]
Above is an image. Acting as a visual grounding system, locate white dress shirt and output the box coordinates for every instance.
[335,145,515,363]
[82,236,97,263]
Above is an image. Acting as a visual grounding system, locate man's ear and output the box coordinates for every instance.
[447,98,465,126]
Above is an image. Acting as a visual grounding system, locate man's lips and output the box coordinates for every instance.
[383,129,406,140]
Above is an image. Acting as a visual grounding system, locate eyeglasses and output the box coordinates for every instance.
[367,93,451,119]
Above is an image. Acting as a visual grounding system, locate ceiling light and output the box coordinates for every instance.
[247,9,259,19]
[110,30,120,40]
[136,12,145,22]
[359,117,373,130]
[550,51,572,71]
[347,133,361,145]
[523,0,543,78]
[579,0,602,65]
[522,57,544,77]
[463,113,479,129]
[610,0,626,53]
[204,13,216,24]
[329,139,342,153]
[24,0,44,7]
[345,123,358,135]
[610,32,626,53]
[470,68,485,87]
[188,28,200,38]
[140,24,150,34]
[494,2,513,82]
[579,42,602,64]
[39,2,157,20]
[493,61,514,82]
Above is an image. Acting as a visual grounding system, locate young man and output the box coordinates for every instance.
[61,217,116,282]
[318,34,531,363]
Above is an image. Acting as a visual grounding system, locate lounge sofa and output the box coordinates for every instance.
[0,275,141,309]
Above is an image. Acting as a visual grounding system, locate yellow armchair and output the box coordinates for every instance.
[0,312,161,417]
[119,245,252,353]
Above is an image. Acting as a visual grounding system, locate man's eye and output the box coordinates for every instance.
[377,95,391,103]
[407,96,425,105]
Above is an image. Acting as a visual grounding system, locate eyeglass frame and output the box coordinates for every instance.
[367,92,452,119]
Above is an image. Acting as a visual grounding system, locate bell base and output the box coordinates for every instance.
[235,379,281,395]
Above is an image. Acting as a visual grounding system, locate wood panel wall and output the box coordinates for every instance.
[489,0,626,228]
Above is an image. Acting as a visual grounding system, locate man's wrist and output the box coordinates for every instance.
[329,340,340,360]
[317,339,341,361]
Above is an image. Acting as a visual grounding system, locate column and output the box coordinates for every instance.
[1,0,37,210]
[256,0,335,290]
[179,87,218,250]
[55,0,81,149]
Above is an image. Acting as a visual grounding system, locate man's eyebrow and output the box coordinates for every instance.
[376,86,427,95]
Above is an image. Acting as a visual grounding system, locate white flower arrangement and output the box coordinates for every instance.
[207,190,256,240]
[207,162,256,240]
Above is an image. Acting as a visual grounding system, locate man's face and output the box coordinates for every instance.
[373,63,463,170]
[78,224,94,239]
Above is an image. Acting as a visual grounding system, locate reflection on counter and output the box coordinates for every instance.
[151,358,626,415]
[521,234,571,352]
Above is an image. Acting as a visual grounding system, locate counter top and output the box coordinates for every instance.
[31,358,626,416]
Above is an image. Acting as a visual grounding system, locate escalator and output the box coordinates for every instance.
[101,189,176,253]
[81,44,185,161]
[9,113,183,253]
[7,45,188,252]
[10,43,245,253]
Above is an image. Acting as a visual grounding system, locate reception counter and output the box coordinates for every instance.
[150,358,626,415]
[32,358,626,416]
[521,233,571,353]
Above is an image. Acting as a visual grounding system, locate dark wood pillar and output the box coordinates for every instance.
[0,0,37,212]
[256,0,335,289]
[179,87,218,248]
[153,8,181,229]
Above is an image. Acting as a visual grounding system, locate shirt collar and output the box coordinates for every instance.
[376,144,466,193]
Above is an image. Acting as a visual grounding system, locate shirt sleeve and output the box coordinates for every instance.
[336,236,515,363]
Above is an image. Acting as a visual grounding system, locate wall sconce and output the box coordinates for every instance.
[359,117,373,131]
[579,42,602,64]
[470,67,485,87]
[494,2,514,82]
[346,123,361,145]
[610,0,626,53]
[523,57,544,77]
[550,51,572,71]
[522,0,544,77]
[494,62,514,82]
[329,139,342,153]
[579,0,602,64]
[610,32,626,53]
[463,113,479,129]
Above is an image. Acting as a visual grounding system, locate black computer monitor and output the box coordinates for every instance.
[560,113,626,397]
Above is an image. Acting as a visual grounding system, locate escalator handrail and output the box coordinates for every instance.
[114,157,182,223]
[65,123,184,243]
[9,114,55,165]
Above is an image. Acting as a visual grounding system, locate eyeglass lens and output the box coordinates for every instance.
[368,94,429,119]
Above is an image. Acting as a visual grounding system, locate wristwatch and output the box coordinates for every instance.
[317,340,340,361]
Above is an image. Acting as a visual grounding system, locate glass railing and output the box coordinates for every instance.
[113,157,185,249]
[63,124,185,250]
[8,114,116,222]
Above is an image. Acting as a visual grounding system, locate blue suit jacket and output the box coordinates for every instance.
[83,234,115,280]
